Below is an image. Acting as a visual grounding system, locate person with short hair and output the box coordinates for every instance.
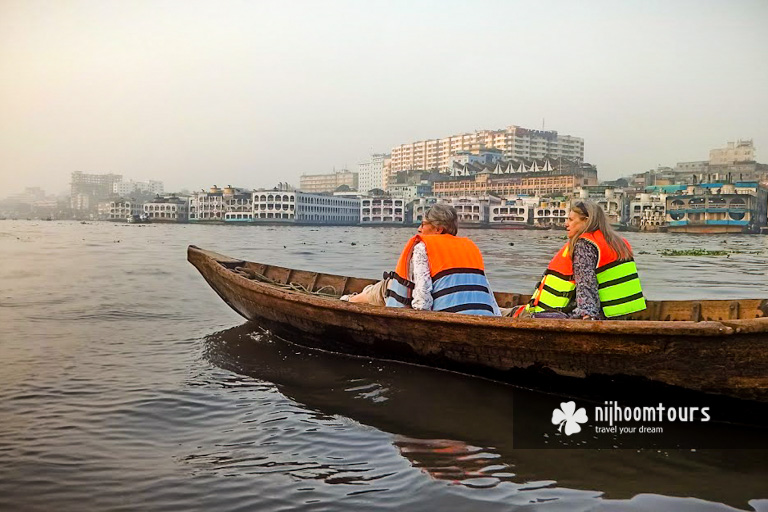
[512,199,646,319]
[346,204,501,316]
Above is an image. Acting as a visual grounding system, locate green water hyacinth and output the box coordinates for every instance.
[660,249,729,256]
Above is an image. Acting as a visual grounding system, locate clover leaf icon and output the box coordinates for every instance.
[552,401,588,436]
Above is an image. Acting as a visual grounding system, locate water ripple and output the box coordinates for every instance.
[1,221,766,512]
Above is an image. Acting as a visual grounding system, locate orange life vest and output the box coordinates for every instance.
[385,234,497,316]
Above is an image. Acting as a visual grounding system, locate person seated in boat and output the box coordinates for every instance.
[511,199,646,320]
[345,203,501,316]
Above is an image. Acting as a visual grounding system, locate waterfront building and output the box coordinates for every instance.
[449,195,499,225]
[223,188,254,222]
[70,172,123,214]
[411,197,439,224]
[360,197,405,224]
[489,196,539,228]
[390,125,584,173]
[412,196,500,226]
[114,180,164,197]
[358,154,390,195]
[144,195,189,222]
[253,188,359,224]
[189,185,360,224]
[97,201,111,220]
[533,199,569,228]
[294,193,360,224]
[433,159,597,198]
[300,170,358,193]
[629,192,668,230]
[252,189,296,221]
[666,182,768,233]
[575,187,629,225]
[108,198,143,221]
[189,185,249,221]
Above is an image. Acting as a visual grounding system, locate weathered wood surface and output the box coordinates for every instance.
[188,245,768,402]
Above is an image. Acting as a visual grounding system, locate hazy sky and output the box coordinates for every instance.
[1,0,766,196]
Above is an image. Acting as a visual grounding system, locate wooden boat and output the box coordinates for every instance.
[188,245,768,403]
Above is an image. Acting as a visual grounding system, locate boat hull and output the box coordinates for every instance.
[188,246,768,403]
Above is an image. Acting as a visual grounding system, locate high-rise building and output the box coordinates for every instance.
[390,125,584,173]
[357,154,389,194]
[70,172,122,213]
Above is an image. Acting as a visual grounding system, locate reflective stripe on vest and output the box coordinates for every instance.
[384,235,419,308]
[418,235,496,316]
[527,245,576,314]
[384,276,413,307]
[431,270,495,315]
[526,230,646,317]
[596,259,646,317]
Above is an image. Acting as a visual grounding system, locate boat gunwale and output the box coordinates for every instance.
[186,246,767,336]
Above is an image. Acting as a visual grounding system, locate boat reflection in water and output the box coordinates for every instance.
[202,324,768,511]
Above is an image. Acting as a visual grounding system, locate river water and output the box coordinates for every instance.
[1,220,766,511]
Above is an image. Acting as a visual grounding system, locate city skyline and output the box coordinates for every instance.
[1,0,766,196]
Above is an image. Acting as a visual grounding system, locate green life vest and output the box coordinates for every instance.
[526,230,646,318]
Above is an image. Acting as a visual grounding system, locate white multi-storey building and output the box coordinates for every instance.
[448,196,496,224]
[358,154,389,195]
[144,195,189,222]
[188,185,361,224]
[108,198,143,220]
[411,197,439,223]
[252,189,360,224]
[252,190,296,221]
[489,196,539,227]
[575,187,628,225]
[360,197,405,224]
[390,125,584,173]
[223,190,254,222]
[630,193,667,229]
[189,185,249,221]
[294,193,360,224]
[412,196,499,225]
[533,199,569,228]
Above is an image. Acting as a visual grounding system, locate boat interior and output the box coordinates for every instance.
[209,253,768,323]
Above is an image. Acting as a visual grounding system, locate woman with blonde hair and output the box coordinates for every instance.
[515,199,646,320]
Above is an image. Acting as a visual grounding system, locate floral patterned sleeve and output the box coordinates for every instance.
[409,242,433,310]
[570,239,603,319]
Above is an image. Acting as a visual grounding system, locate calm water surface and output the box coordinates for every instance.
[1,220,767,511]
